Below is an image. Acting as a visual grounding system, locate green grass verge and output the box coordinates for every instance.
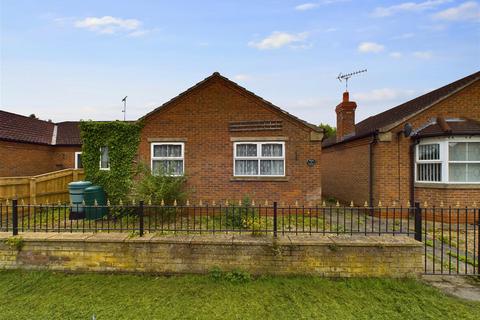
[0,270,479,320]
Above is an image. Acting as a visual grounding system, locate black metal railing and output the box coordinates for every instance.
[0,199,478,275]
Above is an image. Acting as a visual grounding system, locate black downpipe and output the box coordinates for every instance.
[369,131,378,211]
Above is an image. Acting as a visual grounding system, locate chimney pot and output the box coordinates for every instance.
[343,91,349,102]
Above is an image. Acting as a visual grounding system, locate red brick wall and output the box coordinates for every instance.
[139,78,322,204]
[321,137,370,205]
[0,141,81,177]
[323,80,480,207]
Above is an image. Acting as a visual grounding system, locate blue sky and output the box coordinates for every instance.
[1,0,479,125]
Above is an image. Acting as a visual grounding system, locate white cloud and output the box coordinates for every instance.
[233,74,251,82]
[413,51,433,59]
[248,31,308,50]
[358,42,385,53]
[434,1,480,21]
[390,52,403,58]
[74,16,150,36]
[393,32,415,39]
[372,0,451,17]
[295,3,319,11]
[353,88,416,102]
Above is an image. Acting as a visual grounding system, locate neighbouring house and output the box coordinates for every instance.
[1,72,323,203]
[322,71,480,207]
[0,111,82,176]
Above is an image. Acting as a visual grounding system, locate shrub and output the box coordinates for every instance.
[132,163,188,205]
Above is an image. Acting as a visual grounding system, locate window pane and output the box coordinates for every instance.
[235,160,258,175]
[417,163,441,181]
[467,163,480,182]
[153,144,182,157]
[449,163,466,182]
[261,144,283,157]
[152,160,183,175]
[449,142,466,161]
[236,144,257,157]
[467,142,480,161]
[260,160,284,175]
[419,144,440,160]
[76,154,83,169]
[100,147,109,168]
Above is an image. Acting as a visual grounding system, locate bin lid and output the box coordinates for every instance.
[84,185,104,193]
[68,181,92,189]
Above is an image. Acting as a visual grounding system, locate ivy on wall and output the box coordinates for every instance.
[79,121,142,203]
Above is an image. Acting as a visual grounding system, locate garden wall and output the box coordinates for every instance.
[0,233,423,277]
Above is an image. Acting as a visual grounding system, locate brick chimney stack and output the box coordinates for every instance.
[335,91,357,141]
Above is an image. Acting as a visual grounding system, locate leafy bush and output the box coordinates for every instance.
[132,163,188,205]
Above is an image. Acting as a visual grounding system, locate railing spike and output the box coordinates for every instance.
[238,199,242,206]
[94,199,98,206]
[407,200,411,207]
[148,199,152,206]
[350,201,354,207]
[119,199,123,206]
[186,199,190,206]
[295,200,299,207]
[423,201,428,208]
[225,200,229,206]
[132,199,136,206]
[364,201,368,207]
[5,199,9,206]
[473,201,477,207]
[107,199,111,206]
[21,199,25,205]
[440,201,444,207]
[456,201,460,207]
[336,200,340,207]
[161,199,164,206]
[199,200,203,206]
[212,200,216,206]
[378,200,382,207]
[81,200,84,206]
[173,199,177,206]
[265,200,268,206]
[251,200,255,206]
[322,201,326,207]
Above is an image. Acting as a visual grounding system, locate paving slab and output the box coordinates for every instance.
[422,275,480,301]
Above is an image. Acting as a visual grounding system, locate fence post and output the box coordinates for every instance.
[477,208,480,275]
[139,200,144,237]
[273,202,278,238]
[414,202,422,242]
[12,198,18,236]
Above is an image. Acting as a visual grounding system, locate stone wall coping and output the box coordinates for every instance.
[0,232,421,247]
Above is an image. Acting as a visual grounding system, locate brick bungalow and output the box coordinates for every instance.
[322,71,480,207]
[0,111,82,176]
[1,72,323,203]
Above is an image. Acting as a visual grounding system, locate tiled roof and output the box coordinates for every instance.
[0,110,81,146]
[324,71,480,147]
[416,118,480,138]
[56,121,82,145]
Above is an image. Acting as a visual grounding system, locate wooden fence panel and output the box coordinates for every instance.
[0,169,85,204]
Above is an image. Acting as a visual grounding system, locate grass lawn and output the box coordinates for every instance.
[0,271,479,319]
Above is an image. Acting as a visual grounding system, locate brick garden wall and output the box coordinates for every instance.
[0,233,423,277]
[139,77,323,204]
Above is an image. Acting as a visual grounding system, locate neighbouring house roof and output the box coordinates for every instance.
[0,110,81,146]
[415,118,480,138]
[323,71,480,148]
[141,72,322,133]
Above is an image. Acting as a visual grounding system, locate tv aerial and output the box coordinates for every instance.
[337,69,367,91]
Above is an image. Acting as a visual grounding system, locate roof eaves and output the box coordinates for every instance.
[378,75,480,133]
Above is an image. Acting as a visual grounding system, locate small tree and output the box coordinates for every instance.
[319,123,336,139]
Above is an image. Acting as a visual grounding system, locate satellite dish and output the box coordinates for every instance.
[403,123,413,137]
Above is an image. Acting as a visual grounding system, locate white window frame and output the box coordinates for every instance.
[74,152,83,169]
[233,141,285,177]
[99,146,110,171]
[415,136,480,184]
[150,142,185,177]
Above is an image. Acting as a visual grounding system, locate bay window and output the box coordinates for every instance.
[416,137,480,184]
[151,143,184,176]
[234,142,285,176]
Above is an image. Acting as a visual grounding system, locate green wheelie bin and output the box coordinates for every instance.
[84,186,108,220]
